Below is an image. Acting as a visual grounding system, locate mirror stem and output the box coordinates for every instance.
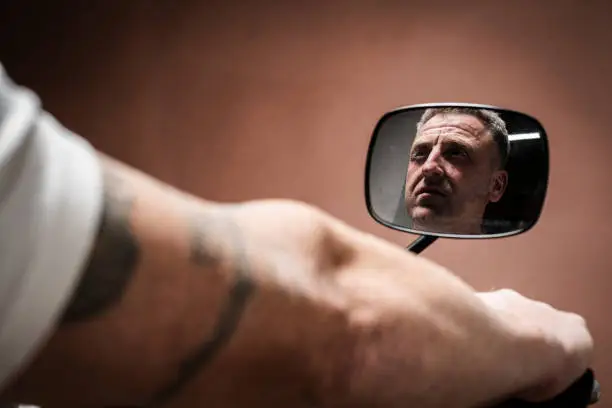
[406,235,438,254]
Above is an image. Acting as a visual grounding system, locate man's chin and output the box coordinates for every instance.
[410,206,441,221]
[410,210,484,235]
[409,208,453,231]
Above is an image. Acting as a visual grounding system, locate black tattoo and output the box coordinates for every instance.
[146,213,256,407]
[60,169,140,324]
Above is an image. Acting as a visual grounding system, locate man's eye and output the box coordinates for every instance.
[410,150,428,161]
[444,146,468,159]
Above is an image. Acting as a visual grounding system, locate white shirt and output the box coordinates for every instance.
[0,64,104,392]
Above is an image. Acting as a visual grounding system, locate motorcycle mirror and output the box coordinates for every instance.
[365,103,549,241]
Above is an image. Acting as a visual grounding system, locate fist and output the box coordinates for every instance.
[476,289,594,402]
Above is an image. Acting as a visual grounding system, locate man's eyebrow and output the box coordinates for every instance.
[410,140,430,153]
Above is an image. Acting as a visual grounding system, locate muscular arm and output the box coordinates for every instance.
[0,154,552,408]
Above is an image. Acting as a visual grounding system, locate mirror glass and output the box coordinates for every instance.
[365,104,549,238]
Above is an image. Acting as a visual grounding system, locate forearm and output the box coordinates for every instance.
[325,231,550,407]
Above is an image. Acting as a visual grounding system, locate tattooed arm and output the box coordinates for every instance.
[0,148,592,408]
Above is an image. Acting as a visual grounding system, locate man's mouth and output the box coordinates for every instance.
[415,186,447,197]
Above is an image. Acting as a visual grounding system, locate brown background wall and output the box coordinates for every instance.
[0,0,610,404]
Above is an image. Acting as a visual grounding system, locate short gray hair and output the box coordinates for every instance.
[416,107,510,168]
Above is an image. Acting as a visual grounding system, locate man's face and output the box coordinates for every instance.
[404,112,508,232]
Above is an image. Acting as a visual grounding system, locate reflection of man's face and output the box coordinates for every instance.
[404,112,508,234]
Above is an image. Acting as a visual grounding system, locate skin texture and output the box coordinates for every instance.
[0,154,591,408]
[405,112,508,234]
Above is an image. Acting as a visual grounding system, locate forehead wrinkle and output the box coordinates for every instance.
[414,127,485,151]
[419,112,491,141]
[419,122,488,140]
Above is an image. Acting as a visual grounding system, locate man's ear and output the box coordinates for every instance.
[488,170,508,203]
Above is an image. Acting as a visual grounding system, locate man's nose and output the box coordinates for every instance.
[421,150,444,177]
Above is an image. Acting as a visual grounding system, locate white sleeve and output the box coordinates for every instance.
[0,65,104,390]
